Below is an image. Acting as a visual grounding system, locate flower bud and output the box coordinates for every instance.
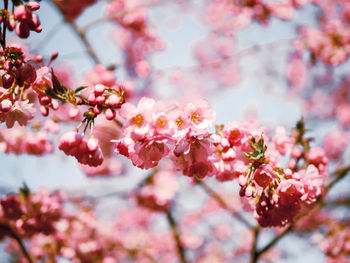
[2,74,14,89]
[1,99,12,112]
[105,108,115,120]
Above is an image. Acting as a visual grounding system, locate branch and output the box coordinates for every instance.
[197,180,254,228]
[250,227,260,263]
[1,0,8,49]
[47,0,102,65]
[0,222,33,263]
[166,209,188,263]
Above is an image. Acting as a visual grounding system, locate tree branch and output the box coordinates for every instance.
[166,209,188,263]
[0,222,33,263]
[47,0,102,65]
[197,180,254,228]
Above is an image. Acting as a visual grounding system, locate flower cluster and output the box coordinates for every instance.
[115,97,216,177]
[298,21,350,66]
[59,131,104,167]
[8,2,42,39]
[0,126,52,155]
[0,188,63,240]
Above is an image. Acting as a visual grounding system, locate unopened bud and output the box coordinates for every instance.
[1,99,12,112]
[2,74,14,89]
[105,108,115,120]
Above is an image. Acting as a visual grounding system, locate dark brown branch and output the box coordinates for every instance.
[0,222,33,263]
[1,0,8,49]
[166,209,188,263]
[250,227,260,263]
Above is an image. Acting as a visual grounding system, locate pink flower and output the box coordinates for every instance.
[254,164,275,188]
[130,135,174,169]
[184,99,216,131]
[300,165,326,204]
[59,131,104,167]
[0,100,35,128]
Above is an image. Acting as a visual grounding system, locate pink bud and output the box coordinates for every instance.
[88,93,96,104]
[105,108,116,120]
[16,22,30,38]
[1,99,12,112]
[7,16,16,31]
[14,5,29,20]
[40,105,49,116]
[18,63,37,83]
[51,99,59,110]
[39,94,51,106]
[238,174,247,186]
[95,95,105,104]
[50,51,58,61]
[87,137,98,152]
[35,55,43,62]
[27,2,40,11]
[245,185,254,197]
[69,107,79,119]
[93,105,102,115]
[106,94,120,107]
[93,84,105,96]
[2,74,14,89]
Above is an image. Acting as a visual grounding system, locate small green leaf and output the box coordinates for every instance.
[19,183,31,198]
[51,68,66,94]
[74,86,88,95]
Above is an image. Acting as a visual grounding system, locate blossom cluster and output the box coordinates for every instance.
[8,2,42,39]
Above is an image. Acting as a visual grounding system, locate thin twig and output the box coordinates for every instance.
[0,222,33,263]
[1,0,8,49]
[250,227,260,263]
[166,209,188,263]
[47,0,101,65]
[197,180,254,228]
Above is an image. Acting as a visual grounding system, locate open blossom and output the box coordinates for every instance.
[0,100,35,128]
[184,99,216,131]
[254,164,276,188]
[59,131,103,167]
[130,135,174,169]
[299,165,326,204]
[172,132,216,179]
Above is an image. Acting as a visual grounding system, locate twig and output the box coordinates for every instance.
[1,0,8,49]
[250,227,260,263]
[166,209,188,263]
[0,222,33,263]
[197,180,254,228]
[47,0,102,65]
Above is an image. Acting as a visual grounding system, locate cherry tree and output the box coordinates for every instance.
[0,0,349,262]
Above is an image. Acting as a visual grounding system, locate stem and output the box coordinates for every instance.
[197,180,254,228]
[166,209,188,263]
[250,227,260,263]
[254,224,293,261]
[47,0,101,65]
[67,21,101,65]
[0,222,33,263]
[1,0,8,49]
